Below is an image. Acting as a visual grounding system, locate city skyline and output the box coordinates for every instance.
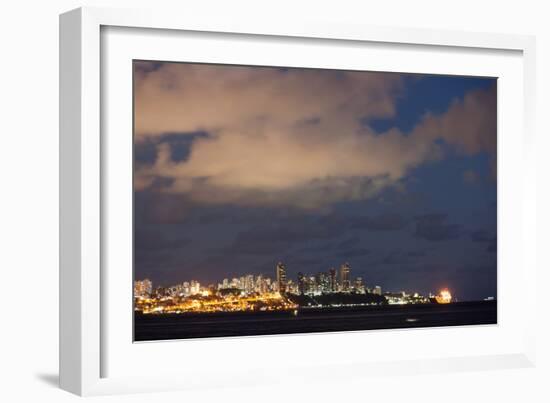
[135,261,380,297]
[134,61,497,302]
[134,251,479,321]
[133,260,449,316]
[134,259,485,305]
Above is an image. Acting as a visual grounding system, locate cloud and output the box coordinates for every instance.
[134,62,496,209]
[470,229,492,243]
[336,248,371,258]
[463,169,480,184]
[412,85,497,155]
[229,215,343,255]
[407,250,427,258]
[470,229,497,253]
[414,214,461,241]
[351,213,408,231]
[135,192,194,224]
[134,62,403,137]
[135,229,191,251]
[381,250,411,265]
[337,236,361,249]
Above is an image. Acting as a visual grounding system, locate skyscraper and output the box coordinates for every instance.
[276,262,287,293]
[297,272,306,295]
[134,279,152,298]
[340,263,351,292]
[354,277,365,294]
[308,275,317,296]
[316,272,330,294]
[329,268,337,292]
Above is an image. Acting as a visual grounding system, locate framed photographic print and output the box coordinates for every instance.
[60,6,537,396]
[132,60,498,342]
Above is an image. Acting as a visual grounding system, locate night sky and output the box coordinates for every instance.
[133,61,497,301]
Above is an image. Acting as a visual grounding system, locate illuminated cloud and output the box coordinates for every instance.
[134,62,403,137]
[412,85,497,155]
[134,62,496,209]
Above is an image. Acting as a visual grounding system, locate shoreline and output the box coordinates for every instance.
[134,300,497,341]
[135,300,495,317]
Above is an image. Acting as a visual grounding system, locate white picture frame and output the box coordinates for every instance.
[59,6,537,396]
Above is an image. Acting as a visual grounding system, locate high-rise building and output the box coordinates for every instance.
[276,262,287,293]
[329,268,337,292]
[373,285,382,295]
[190,280,200,295]
[340,263,351,292]
[286,279,298,294]
[308,275,317,296]
[297,272,306,295]
[253,275,269,294]
[134,279,152,297]
[255,275,262,293]
[245,274,255,294]
[183,281,190,296]
[354,277,365,293]
[317,272,330,294]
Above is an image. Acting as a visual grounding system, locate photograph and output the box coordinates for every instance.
[132,60,497,341]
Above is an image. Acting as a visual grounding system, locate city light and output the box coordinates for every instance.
[435,289,452,304]
[134,263,460,314]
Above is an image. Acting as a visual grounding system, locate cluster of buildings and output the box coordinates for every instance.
[134,262,384,299]
[133,262,454,314]
[134,278,203,299]
[278,262,383,296]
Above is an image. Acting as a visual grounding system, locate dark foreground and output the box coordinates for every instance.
[134,300,496,342]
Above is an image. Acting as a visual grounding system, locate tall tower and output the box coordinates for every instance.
[276,262,287,294]
[134,279,152,298]
[340,263,351,292]
[329,268,337,292]
[297,272,306,295]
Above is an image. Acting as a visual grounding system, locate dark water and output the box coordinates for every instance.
[134,301,496,341]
